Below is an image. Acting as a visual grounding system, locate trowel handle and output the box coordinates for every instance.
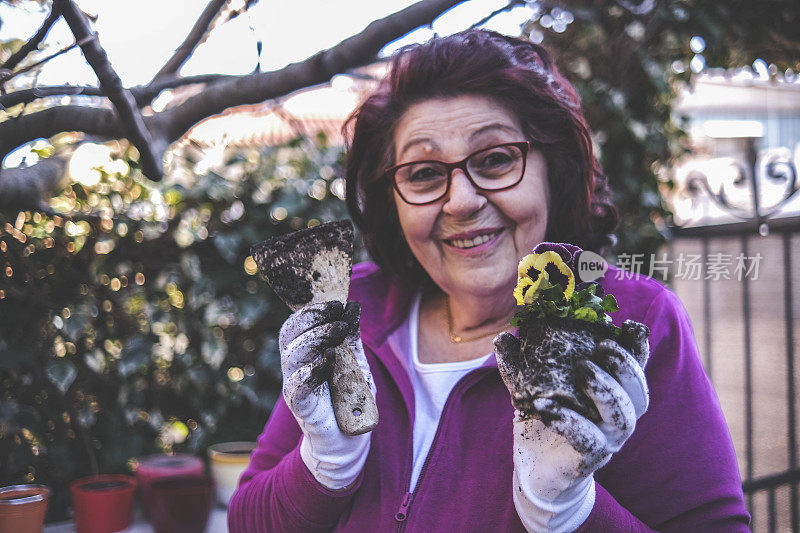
[328,342,379,436]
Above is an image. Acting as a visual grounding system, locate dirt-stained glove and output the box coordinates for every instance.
[278,300,376,490]
[493,330,650,533]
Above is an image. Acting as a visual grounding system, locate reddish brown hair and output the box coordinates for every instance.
[344,29,619,287]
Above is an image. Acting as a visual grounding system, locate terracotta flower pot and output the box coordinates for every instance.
[147,476,214,533]
[0,484,50,533]
[70,475,137,533]
[134,454,204,520]
[207,442,256,506]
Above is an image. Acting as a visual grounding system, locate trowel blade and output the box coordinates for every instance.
[250,220,354,311]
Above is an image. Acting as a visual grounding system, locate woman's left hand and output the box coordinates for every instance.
[493,333,650,533]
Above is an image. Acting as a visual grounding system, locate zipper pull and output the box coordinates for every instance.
[395,492,413,522]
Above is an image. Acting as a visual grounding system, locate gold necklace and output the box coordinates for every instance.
[445,295,510,344]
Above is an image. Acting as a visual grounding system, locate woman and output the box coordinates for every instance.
[229,30,750,532]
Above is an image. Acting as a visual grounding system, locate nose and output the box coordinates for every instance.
[442,168,487,216]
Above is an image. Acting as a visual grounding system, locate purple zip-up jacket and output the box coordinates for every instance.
[229,262,750,532]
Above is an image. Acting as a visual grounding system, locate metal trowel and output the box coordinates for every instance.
[250,220,379,436]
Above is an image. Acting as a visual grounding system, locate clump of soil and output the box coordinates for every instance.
[502,318,650,423]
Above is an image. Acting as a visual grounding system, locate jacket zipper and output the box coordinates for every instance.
[394,368,491,532]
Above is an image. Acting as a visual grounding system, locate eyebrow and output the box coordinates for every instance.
[397,138,440,161]
[468,123,520,141]
[397,123,520,161]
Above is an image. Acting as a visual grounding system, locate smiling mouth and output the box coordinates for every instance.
[444,229,503,249]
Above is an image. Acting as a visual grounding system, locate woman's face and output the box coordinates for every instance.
[392,95,550,301]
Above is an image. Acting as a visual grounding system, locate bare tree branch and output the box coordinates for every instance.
[0,3,61,72]
[57,0,163,179]
[225,0,259,22]
[2,34,94,85]
[0,105,123,156]
[0,73,230,109]
[162,0,464,141]
[1,0,464,199]
[151,0,229,83]
[135,74,229,105]
[1,85,98,108]
[0,157,66,211]
[468,0,525,30]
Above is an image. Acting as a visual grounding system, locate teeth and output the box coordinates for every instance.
[448,231,499,249]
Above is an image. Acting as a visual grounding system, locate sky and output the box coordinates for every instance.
[0,0,536,87]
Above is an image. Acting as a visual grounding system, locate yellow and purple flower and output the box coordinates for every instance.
[532,250,575,301]
[511,243,619,332]
[531,242,581,273]
[514,246,576,305]
[514,264,548,305]
[517,253,543,280]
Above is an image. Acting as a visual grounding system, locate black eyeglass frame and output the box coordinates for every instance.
[385,141,532,206]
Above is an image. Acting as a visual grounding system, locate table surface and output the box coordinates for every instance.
[44,506,229,532]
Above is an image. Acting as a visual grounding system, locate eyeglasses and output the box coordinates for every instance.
[385,141,531,206]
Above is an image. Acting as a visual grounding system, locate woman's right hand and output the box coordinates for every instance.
[278,300,376,490]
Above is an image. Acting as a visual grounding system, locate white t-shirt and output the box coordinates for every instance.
[387,292,492,492]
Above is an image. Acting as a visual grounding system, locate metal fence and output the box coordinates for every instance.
[667,215,800,533]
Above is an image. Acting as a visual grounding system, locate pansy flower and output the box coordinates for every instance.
[533,251,575,301]
[514,269,548,305]
[531,242,581,273]
[517,253,546,281]
[511,242,620,334]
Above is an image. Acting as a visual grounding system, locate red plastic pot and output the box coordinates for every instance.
[0,484,50,533]
[147,475,214,533]
[134,453,204,520]
[70,474,137,533]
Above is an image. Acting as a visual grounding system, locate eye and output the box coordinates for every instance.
[474,150,514,169]
[407,165,444,182]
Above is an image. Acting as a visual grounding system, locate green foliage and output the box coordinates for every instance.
[511,281,620,335]
[0,136,349,520]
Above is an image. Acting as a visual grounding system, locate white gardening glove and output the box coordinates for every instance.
[278,300,377,490]
[494,328,650,533]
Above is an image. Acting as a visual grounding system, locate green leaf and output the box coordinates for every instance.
[84,349,106,374]
[118,336,152,377]
[77,406,97,428]
[584,295,605,314]
[510,308,531,327]
[574,307,599,322]
[542,300,569,318]
[181,252,202,281]
[238,295,269,328]
[540,284,566,303]
[46,360,77,394]
[214,232,242,264]
[164,188,184,206]
[202,336,227,369]
[602,294,620,313]
[62,309,89,343]
[572,285,595,307]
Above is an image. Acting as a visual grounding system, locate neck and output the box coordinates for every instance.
[442,289,515,336]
